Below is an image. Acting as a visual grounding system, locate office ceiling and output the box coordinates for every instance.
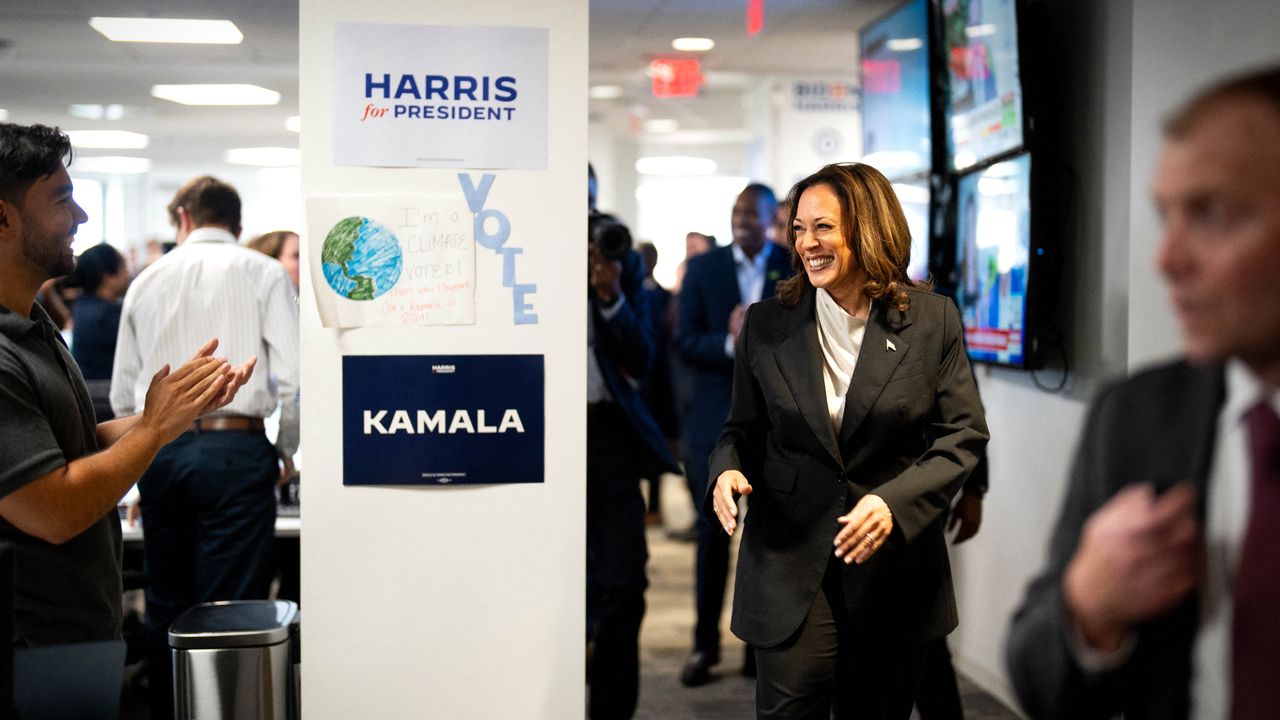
[0,0,896,173]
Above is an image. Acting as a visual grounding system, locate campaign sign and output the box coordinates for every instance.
[333,22,549,169]
[343,355,545,485]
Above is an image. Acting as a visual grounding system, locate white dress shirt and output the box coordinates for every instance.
[1190,360,1279,719]
[814,288,867,435]
[111,227,300,455]
[723,243,777,358]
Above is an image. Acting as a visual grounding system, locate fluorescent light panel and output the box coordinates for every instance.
[66,130,150,149]
[69,104,126,121]
[886,38,924,52]
[589,85,623,100]
[152,84,280,106]
[672,37,715,52]
[72,156,153,174]
[89,17,243,44]
[0,109,8,122]
[224,147,299,167]
[644,118,679,133]
[634,156,716,177]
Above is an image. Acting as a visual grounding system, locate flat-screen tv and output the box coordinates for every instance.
[954,151,1032,366]
[859,0,932,180]
[940,0,1024,171]
[891,178,932,282]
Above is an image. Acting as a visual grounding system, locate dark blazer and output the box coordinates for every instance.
[677,243,793,452]
[707,286,989,648]
[1006,361,1222,720]
[592,250,680,478]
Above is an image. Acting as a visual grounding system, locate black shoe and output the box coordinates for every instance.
[680,650,717,687]
[742,646,757,678]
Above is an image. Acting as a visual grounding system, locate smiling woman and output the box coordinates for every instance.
[707,162,989,719]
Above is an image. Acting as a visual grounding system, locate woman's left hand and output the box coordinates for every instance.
[834,494,893,565]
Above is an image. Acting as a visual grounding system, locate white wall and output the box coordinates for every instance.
[1125,0,1280,369]
[298,1,587,718]
[947,0,1280,711]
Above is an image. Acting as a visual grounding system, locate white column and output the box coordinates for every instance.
[298,2,587,718]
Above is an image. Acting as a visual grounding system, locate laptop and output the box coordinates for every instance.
[13,639,125,720]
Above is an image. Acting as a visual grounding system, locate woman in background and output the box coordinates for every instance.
[247,230,301,291]
[709,163,988,719]
[65,243,130,421]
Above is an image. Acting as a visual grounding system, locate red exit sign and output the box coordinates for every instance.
[650,58,702,98]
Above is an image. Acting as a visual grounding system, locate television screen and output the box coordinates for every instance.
[859,0,932,179]
[892,178,931,282]
[941,0,1024,171]
[954,152,1031,366]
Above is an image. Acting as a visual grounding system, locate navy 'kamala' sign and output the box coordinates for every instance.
[342,354,544,485]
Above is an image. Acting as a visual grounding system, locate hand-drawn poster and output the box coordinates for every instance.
[306,195,475,328]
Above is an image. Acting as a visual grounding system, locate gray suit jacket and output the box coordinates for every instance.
[1006,360,1223,719]
[707,286,989,648]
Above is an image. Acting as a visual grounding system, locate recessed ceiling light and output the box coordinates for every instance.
[285,116,301,133]
[223,147,300,167]
[634,156,717,176]
[151,84,281,106]
[672,37,715,52]
[66,130,150,149]
[71,156,153,174]
[589,85,623,100]
[644,118,679,133]
[886,38,924,52]
[89,17,243,44]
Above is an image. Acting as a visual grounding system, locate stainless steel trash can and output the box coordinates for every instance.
[170,600,300,720]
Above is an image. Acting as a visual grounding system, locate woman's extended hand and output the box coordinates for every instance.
[834,493,893,565]
[712,470,753,535]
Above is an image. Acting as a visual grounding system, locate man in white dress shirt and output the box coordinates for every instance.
[111,175,299,720]
[1007,65,1280,720]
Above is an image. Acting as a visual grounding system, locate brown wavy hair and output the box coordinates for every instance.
[775,163,929,312]
[247,230,297,260]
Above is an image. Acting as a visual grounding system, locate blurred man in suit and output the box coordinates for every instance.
[1008,65,1280,719]
[676,183,792,685]
[586,168,679,717]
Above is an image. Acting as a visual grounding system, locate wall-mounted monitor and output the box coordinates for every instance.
[892,178,932,282]
[859,0,932,180]
[940,0,1024,171]
[954,152,1033,366]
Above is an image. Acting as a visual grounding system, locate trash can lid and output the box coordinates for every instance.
[169,600,299,649]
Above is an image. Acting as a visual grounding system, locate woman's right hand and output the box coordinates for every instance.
[712,470,753,535]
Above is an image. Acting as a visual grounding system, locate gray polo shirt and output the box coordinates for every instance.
[0,301,122,645]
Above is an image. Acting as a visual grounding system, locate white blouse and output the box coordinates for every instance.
[814,288,867,435]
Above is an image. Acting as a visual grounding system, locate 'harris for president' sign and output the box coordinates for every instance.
[342,355,545,485]
[333,23,549,169]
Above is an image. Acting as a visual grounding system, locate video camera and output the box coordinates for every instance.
[588,211,632,263]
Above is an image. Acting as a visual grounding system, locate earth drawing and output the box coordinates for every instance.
[321,216,403,301]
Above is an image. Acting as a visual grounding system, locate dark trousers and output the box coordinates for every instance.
[686,441,730,658]
[586,404,649,719]
[139,430,277,720]
[754,560,924,720]
[916,637,963,720]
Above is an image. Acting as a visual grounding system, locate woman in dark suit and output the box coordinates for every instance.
[708,163,989,719]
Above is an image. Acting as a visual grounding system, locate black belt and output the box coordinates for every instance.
[186,416,265,434]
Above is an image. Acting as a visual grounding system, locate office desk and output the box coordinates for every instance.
[121,515,301,543]
[120,514,302,604]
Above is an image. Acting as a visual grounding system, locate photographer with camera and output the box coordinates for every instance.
[585,167,679,719]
